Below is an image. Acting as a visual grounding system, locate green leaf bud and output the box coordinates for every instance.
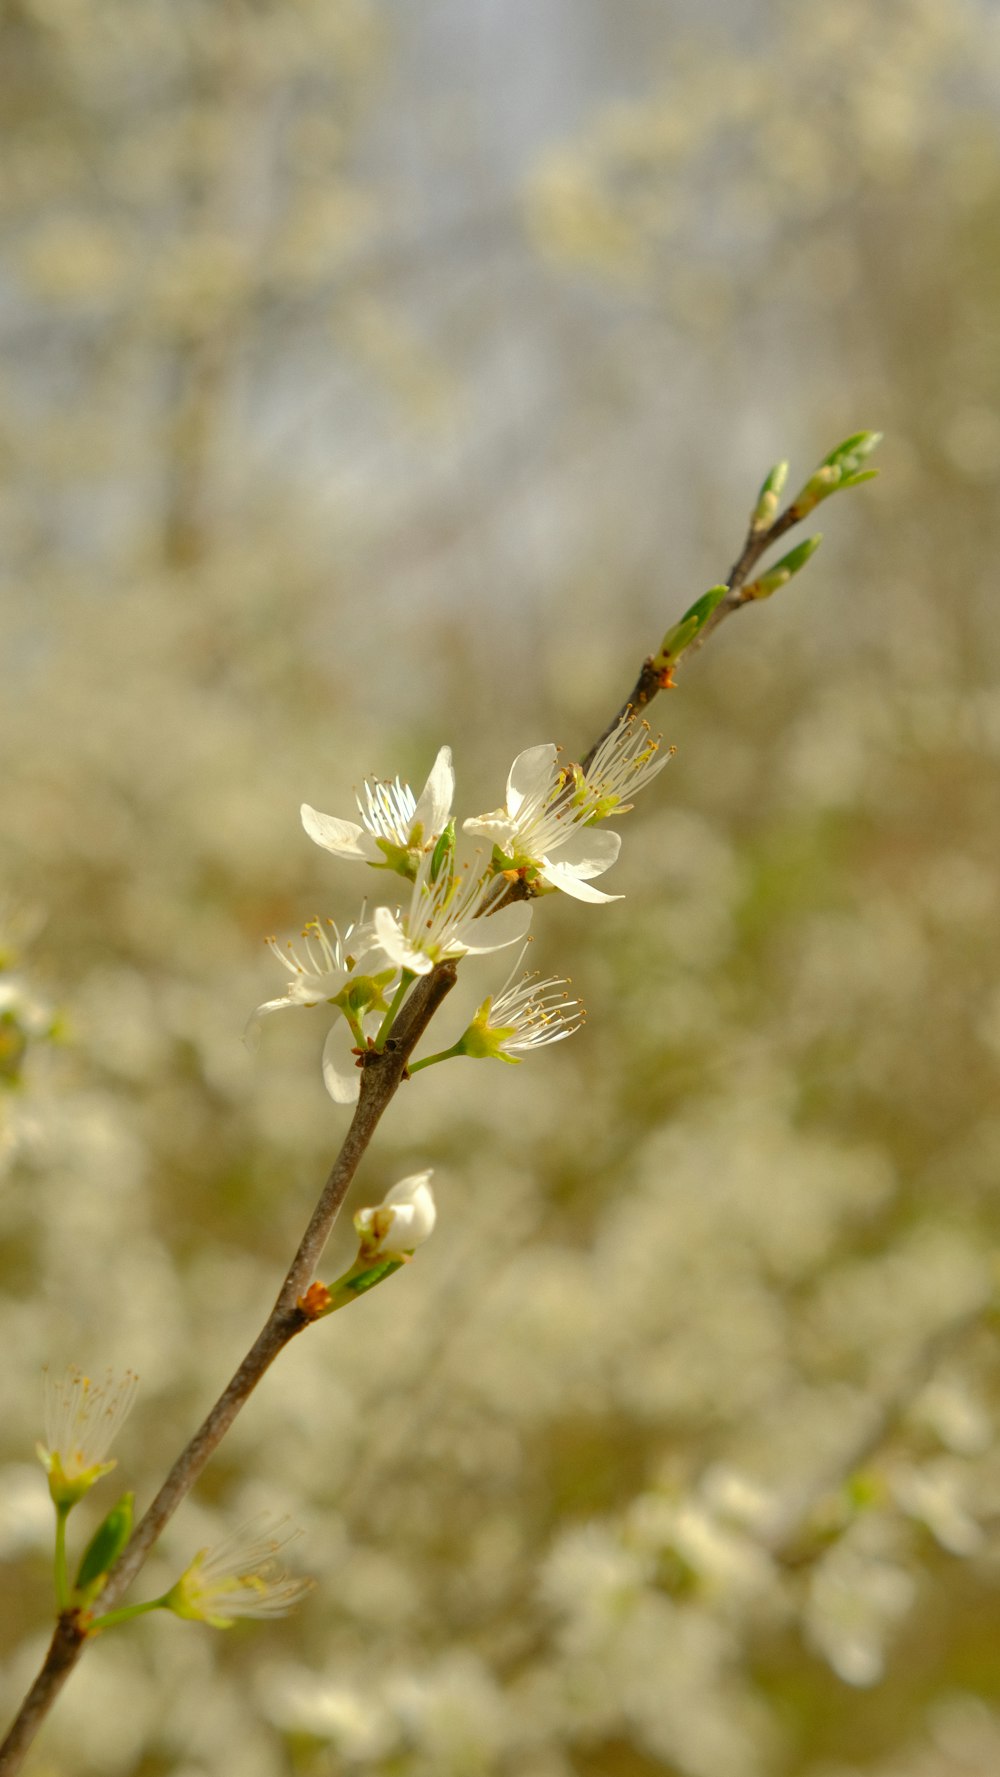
[791,431,882,516]
[750,460,789,533]
[742,535,822,601]
[74,1492,134,1603]
[653,583,729,672]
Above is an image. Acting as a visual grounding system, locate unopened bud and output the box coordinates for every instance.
[354,1171,437,1258]
[750,461,789,533]
[791,431,881,517]
[743,535,822,600]
[653,584,729,671]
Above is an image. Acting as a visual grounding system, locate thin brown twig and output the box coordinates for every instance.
[580,497,803,772]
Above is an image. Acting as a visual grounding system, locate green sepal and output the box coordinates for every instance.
[74,1492,134,1603]
[653,584,728,669]
[489,844,518,873]
[335,969,396,1019]
[453,997,521,1062]
[429,820,456,883]
[40,1448,116,1510]
[367,838,417,880]
[743,534,822,601]
[750,460,789,533]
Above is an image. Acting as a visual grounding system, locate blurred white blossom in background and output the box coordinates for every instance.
[2,0,1000,1773]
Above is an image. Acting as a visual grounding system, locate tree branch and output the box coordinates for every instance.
[0,966,458,1776]
[580,498,803,772]
[0,438,872,1774]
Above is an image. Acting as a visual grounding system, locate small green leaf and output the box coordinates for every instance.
[653,584,729,668]
[74,1492,134,1603]
[818,430,880,467]
[743,535,822,601]
[750,460,789,532]
[792,431,882,516]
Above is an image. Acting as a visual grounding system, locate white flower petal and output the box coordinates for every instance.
[301,805,380,862]
[461,900,533,954]
[412,746,454,839]
[506,744,558,818]
[373,906,435,975]
[321,1021,362,1104]
[243,997,296,1051]
[357,1171,437,1254]
[383,1170,437,1247]
[550,826,622,877]
[540,860,624,903]
[462,812,517,847]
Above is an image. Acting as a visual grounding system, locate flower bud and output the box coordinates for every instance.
[354,1171,437,1258]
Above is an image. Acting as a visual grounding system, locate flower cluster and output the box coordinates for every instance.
[252,714,668,1104]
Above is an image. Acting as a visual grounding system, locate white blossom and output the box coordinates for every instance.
[464,743,623,903]
[165,1514,313,1628]
[301,746,454,869]
[464,716,670,904]
[246,914,398,1106]
[373,851,532,975]
[247,914,387,1030]
[38,1366,139,1504]
[467,946,584,1059]
[582,713,672,818]
[354,1170,437,1255]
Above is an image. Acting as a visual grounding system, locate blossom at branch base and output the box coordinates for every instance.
[464,744,623,904]
[301,746,454,875]
[246,914,391,1032]
[246,913,399,1106]
[165,1515,314,1629]
[373,851,532,975]
[459,945,584,1062]
[38,1366,139,1507]
[354,1171,437,1257]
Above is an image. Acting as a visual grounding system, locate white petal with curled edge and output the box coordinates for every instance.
[551,826,622,877]
[372,907,435,974]
[321,1021,362,1104]
[463,811,517,846]
[243,997,295,1051]
[301,805,380,862]
[412,746,454,837]
[539,859,624,903]
[383,1170,437,1247]
[461,900,533,954]
[505,744,558,817]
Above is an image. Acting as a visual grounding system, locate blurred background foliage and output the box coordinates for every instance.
[2,0,1000,1773]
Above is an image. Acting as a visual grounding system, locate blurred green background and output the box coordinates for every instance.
[2,2,1000,1773]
